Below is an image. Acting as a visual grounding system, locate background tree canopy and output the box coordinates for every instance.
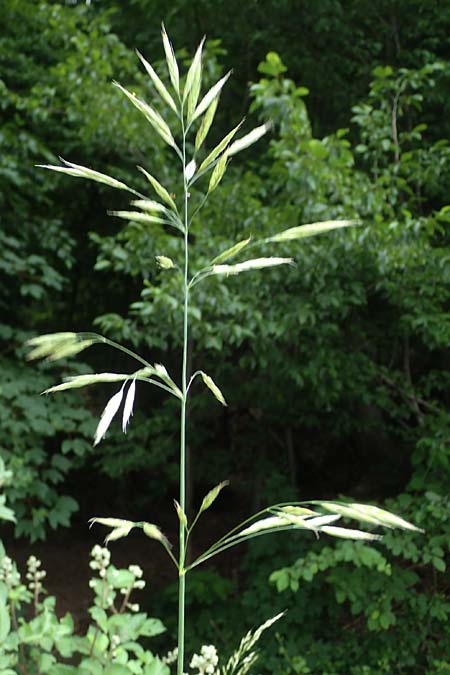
[0,1,449,673]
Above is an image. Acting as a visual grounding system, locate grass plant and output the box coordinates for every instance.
[27,26,422,675]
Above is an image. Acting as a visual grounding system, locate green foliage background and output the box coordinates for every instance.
[0,1,449,673]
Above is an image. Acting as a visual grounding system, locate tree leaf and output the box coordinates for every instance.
[137,167,177,212]
[212,257,293,276]
[199,480,230,515]
[266,220,357,243]
[211,237,251,265]
[228,122,272,156]
[191,71,231,123]
[200,371,227,406]
[136,49,177,113]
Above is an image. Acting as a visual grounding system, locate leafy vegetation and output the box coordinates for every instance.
[0,1,449,674]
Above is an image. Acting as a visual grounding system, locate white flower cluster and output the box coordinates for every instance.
[128,564,146,590]
[162,647,178,665]
[89,545,111,578]
[117,563,146,612]
[189,645,219,675]
[0,555,21,586]
[26,555,46,593]
[88,545,116,608]
[110,633,121,659]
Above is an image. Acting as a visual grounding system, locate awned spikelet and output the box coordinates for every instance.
[26,332,99,361]
[93,384,126,446]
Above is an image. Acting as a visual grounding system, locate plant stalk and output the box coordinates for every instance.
[177,119,189,675]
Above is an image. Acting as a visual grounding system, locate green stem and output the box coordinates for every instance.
[187,525,298,570]
[187,500,315,568]
[177,112,190,675]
